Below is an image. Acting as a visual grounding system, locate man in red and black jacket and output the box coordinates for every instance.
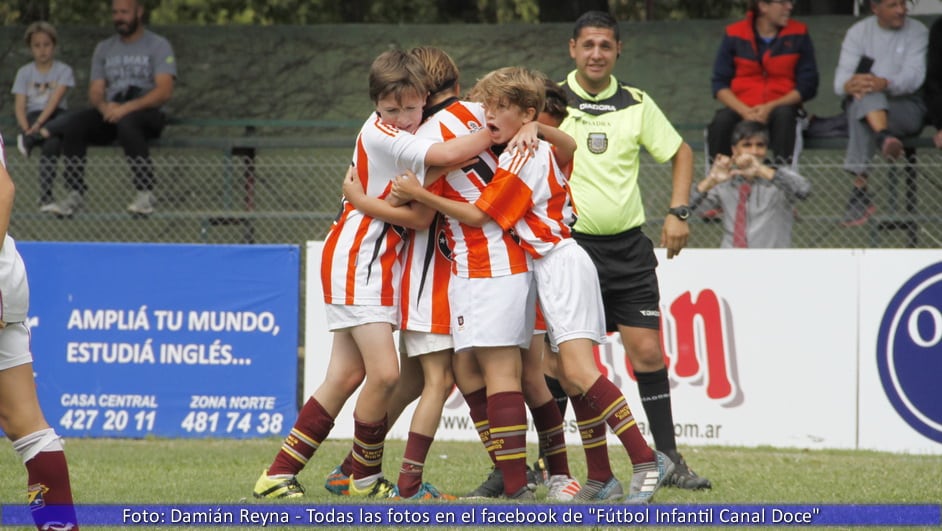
[708,0,818,166]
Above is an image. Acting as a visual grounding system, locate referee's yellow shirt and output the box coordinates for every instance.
[560,71,683,235]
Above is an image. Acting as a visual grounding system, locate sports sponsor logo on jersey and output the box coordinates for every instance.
[587,132,608,154]
[877,262,942,444]
[579,102,617,112]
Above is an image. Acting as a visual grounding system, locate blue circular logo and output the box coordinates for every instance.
[877,262,942,444]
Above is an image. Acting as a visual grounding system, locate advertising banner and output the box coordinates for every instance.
[858,250,942,454]
[305,243,942,454]
[19,242,300,439]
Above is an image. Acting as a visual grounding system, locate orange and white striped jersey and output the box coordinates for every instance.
[476,140,574,259]
[422,100,531,278]
[398,214,452,334]
[321,113,437,306]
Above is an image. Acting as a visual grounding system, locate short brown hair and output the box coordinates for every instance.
[24,21,58,47]
[468,67,545,118]
[409,47,459,96]
[368,49,431,104]
[541,78,568,124]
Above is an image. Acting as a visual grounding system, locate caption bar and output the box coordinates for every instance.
[3,504,940,527]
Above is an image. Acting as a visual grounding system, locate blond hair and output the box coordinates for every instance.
[409,47,459,96]
[24,21,58,47]
[469,67,545,117]
[368,49,431,104]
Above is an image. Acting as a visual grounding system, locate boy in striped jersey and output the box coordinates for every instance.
[393,66,674,504]
[339,48,580,501]
[253,49,491,500]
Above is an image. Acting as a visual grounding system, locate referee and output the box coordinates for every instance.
[557,10,710,490]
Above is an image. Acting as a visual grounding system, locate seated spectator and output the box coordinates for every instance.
[41,0,176,217]
[691,120,810,248]
[833,0,927,227]
[11,21,74,210]
[925,16,942,149]
[708,0,818,166]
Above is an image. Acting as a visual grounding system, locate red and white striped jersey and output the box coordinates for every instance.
[421,100,530,278]
[321,113,437,306]
[398,215,452,334]
[476,141,574,259]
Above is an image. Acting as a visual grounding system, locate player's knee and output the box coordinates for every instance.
[336,367,367,395]
[369,365,400,392]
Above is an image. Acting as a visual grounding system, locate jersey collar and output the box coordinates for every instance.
[566,70,618,102]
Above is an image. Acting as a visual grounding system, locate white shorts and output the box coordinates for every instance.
[449,272,535,352]
[0,322,33,371]
[325,304,398,332]
[534,240,606,349]
[400,330,453,357]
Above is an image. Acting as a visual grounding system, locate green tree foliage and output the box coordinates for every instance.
[0,0,801,26]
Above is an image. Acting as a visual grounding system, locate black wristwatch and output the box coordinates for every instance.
[668,205,691,221]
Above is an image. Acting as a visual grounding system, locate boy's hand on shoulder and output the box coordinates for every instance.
[508,121,539,156]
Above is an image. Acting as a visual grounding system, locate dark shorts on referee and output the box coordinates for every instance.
[572,226,660,332]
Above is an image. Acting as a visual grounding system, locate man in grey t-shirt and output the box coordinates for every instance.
[43,0,176,217]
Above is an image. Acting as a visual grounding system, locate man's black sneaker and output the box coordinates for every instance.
[665,450,712,490]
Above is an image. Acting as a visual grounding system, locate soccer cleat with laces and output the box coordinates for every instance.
[324,465,350,496]
[666,451,712,490]
[348,476,396,498]
[253,469,304,499]
[545,474,581,501]
[392,482,457,501]
[625,450,675,504]
[574,476,623,501]
[463,467,503,498]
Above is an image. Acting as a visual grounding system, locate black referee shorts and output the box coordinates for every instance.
[572,227,661,332]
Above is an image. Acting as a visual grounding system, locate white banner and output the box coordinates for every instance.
[858,250,942,454]
[305,243,942,454]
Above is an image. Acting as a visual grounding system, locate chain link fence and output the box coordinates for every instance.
[6,146,942,249]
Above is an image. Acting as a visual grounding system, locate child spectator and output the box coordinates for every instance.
[11,21,74,210]
[692,120,811,248]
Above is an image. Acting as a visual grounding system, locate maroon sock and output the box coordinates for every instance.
[487,391,528,495]
[351,414,388,480]
[585,376,655,465]
[340,451,354,476]
[570,391,614,483]
[397,431,434,498]
[529,399,570,477]
[463,387,496,464]
[26,450,79,531]
[269,397,334,476]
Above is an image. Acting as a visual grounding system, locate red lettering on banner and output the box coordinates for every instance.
[668,290,733,399]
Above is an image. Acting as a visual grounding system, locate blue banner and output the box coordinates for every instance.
[16,242,299,438]
[2,504,940,527]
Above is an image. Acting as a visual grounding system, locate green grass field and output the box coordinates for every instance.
[2,437,940,530]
